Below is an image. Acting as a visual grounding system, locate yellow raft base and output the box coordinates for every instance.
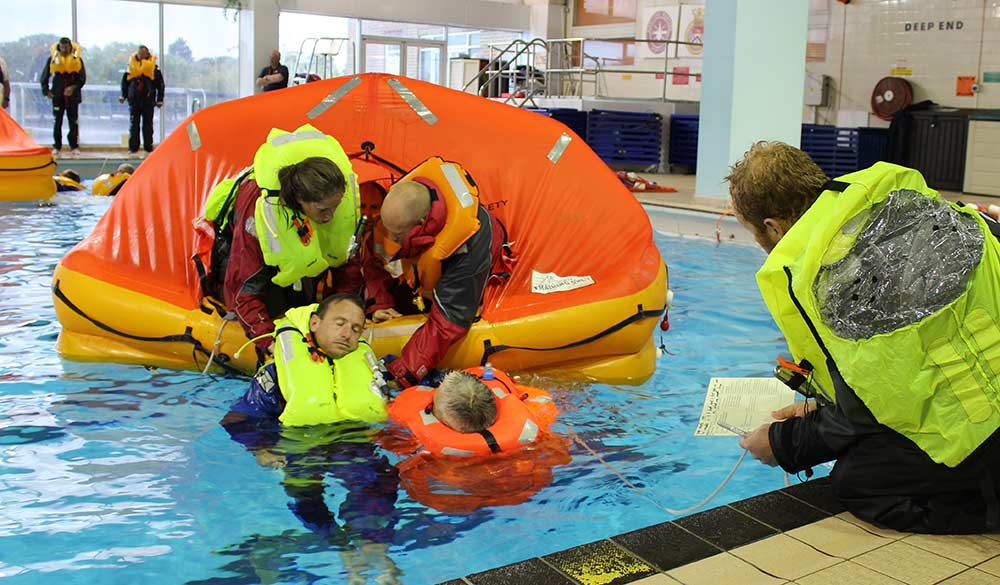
[1,153,56,201]
[54,262,667,385]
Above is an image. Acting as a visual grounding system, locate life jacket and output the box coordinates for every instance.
[126,52,156,81]
[375,157,480,297]
[54,175,85,191]
[49,42,82,74]
[92,172,129,197]
[389,366,554,457]
[272,304,387,427]
[202,124,360,288]
[757,162,1000,467]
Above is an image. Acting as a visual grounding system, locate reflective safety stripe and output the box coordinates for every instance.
[371,322,423,338]
[419,409,438,426]
[187,121,202,151]
[491,387,505,398]
[387,78,438,125]
[307,76,362,120]
[441,163,474,208]
[278,330,296,362]
[441,447,476,457]
[260,198,284,254]
[271,130,327,147]
[518,419,539,444]
[547,132,571,164]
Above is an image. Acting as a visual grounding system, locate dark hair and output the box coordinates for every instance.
[60,169,81,183]
[138,44,149,52]
[59,37,72,45]
[277,157,347,214]
[315,293,365,318]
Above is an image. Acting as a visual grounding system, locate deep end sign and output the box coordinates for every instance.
[904,20,965,32]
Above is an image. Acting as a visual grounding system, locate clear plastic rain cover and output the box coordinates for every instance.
[814,189,983,339]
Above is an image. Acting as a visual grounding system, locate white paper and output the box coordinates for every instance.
[530,270,595,294]
[695,377,797,436]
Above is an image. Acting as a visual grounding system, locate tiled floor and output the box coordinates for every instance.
[443,476,1000,585]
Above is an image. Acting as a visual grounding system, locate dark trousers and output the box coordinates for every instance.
[128,99,155,153]
[831,428,1000,534]
[52,99,79,150]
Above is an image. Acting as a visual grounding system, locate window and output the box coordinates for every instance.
[573,0,637,27]
[77,0,159,145]
[361,21,445,41]
[162,3,239,138]
[0,0,72,144]
[279,12,356,83]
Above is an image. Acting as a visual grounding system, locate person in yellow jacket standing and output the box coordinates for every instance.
[728,141,1000,534]
[40,37,85,157]
[119,45,164,156]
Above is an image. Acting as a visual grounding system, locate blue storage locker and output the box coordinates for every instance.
[669,114,699,169]
[586,109,663,167]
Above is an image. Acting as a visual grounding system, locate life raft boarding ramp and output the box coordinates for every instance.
[53,73,667,384]
[0,107,56,201]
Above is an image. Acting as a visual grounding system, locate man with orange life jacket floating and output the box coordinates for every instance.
[119,45,164,156]
[365,157,510,387]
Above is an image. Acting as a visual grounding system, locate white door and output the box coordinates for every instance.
[361,36,446,84]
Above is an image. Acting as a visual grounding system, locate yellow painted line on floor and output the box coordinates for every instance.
[549,541,655,585]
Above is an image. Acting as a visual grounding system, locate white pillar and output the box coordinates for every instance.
[239,0,280,98]
[525,0,566,40]
[695,0,809,198]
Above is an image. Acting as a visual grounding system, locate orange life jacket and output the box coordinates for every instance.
[376,157,480,297]
[388,366,556,457]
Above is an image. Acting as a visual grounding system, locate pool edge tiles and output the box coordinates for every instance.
[447,477,841,585]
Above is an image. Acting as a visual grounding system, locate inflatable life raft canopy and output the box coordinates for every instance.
[53,73,668,384]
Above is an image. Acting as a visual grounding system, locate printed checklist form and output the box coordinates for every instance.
[695,377,797,436]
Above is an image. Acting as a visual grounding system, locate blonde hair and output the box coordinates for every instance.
[726,141,827,232]
[435,371,497,433]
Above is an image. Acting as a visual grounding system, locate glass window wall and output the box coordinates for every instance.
[279,12,356,85]
[162,3,239,138]
[573,0,637,27]
[0,0,73,144]
[77,0,159,145]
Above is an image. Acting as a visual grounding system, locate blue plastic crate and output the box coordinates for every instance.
[586,109,663,167]
[669,114,700,168]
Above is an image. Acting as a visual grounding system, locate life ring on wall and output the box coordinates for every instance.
[871,77,914,121]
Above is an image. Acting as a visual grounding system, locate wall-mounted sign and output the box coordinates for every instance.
[984,72,1000,83]
[957,76,976,97]
[891,67,913,76]
[903,21,964,32]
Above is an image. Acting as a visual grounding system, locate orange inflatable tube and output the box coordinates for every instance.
[0,107,56,201]
[53,73,668,383]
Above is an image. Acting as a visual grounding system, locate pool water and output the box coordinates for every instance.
[0,195,811,584]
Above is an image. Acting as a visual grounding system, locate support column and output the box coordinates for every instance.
[695,1,809,198]
[239,0,280,98]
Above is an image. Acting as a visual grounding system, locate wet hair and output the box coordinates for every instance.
[315,293,365,319]
[436,371,498,433]
[59,169,81,183]
[116,163,135,175]
[726,141,828,232]
[276,157,346,214]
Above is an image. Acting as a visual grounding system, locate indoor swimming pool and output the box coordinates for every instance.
[0,194,813,584]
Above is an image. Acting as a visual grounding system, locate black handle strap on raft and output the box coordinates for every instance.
[479,303,665,365]
[823,179,850,193]
[0,160,57,172]
[52,279,243,376]
[348,143,408,175]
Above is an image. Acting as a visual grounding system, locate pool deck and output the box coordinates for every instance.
[443,476,1000,585]
[442,173,1000,585]
[53,147,148,178]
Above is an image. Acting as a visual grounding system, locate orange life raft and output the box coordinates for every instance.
[53,73,667,383]
[0,107,56,201]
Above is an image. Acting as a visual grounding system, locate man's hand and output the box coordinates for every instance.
[63,85,75,96]
[118,97,125,104]
[254,449,286,469]
[771,400,817,420]
[739,423,778,466]
[46,91,54,99]
[155,101,163,108]
[371,308,402,323]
